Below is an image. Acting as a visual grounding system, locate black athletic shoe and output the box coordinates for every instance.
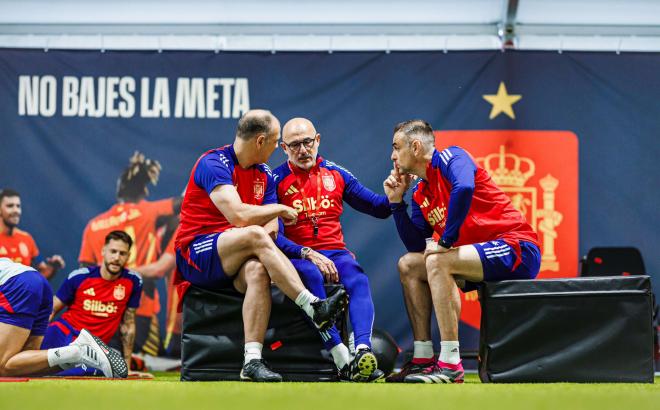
[311,288,348,331]
[385,359,436,383]
[338,350,384,383]
[240,359,283,382]
[350,347,378,382]
[404,361,464,384]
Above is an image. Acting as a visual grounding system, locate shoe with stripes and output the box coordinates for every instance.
[311,288,348,331]
[404,360,464,384]
[385,359,436,383]
[73,328,128,378]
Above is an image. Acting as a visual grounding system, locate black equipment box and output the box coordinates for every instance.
[479,276,655,383]
[181,284,343,381]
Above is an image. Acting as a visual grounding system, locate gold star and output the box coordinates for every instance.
[482,82,522,120]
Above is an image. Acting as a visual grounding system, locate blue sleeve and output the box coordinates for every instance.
[127,272,143,309]
[55,271,83,305]
[193,152,234,195]
[262,165,277,205]
[391,197,433,253]
[275,219,303,258]
[437,147,476,246]
[334,164,391,219]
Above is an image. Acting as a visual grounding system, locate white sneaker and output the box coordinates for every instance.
[73,329,128,378]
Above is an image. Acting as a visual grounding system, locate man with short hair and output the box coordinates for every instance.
[273,118,391,382]
[78,152,180,357]
[383,119,540,383]
[0,257,127,378]
[0,188,65,279]
[175,109,347,382]
[42,230,143,375]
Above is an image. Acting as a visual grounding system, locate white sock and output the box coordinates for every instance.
[439,341,460,365]
[47,345,81,368]
[295,289,320,319]
[413,340,434,360]
[355,343,369,352]
[329,343,351,369]
[244,342,263,364]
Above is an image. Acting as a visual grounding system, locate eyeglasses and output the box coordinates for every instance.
[282,137,316,151]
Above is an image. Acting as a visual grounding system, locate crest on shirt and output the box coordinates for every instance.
[253,181,265,200]
[113,284,126,300]
[19,242,29,258]
[322,175,336,192]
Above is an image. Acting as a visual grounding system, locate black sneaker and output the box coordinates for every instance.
[385,359,436,383]
[350,347,378,382]
[338,349,383,383]
[404,361,464,384]
[311,288,347,331]
[240,359,283,382]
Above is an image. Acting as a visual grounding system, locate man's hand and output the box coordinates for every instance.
[46,255,65,270]
[424,241,451,259]
[278,205,299,226]
[383,164,412,203]
[306,250,339,283]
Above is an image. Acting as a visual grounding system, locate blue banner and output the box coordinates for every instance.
[1,49,658,353]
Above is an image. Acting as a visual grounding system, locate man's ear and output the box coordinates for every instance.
[256,134,266,147]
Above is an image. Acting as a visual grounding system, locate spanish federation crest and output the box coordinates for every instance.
[113,284,126,300]
[322,175,336,192]
[253,181,265,200]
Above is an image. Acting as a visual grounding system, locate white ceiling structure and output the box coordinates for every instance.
[0,0,659,52]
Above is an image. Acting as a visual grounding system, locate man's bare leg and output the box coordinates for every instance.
[217,226,307,299]
[397,253,433,341]
[0,324,63,376]
[233,259,271,344]
[425,245,483,368]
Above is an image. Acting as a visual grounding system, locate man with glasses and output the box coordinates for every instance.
[175,110,347,382]
[273,117,392,382]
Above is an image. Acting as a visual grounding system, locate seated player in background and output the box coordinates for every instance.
[383,120,540,384]
[78,152,181,357]
[0,188,65,279]
[175,109,347,382]
[273,118,391,382]
[0,257,126,378]
[42,230,142,375]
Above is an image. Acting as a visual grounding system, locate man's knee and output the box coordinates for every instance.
[398,253,424,281]
[242,226,273,251]
[243,259,269,287]
[425,252,453,278]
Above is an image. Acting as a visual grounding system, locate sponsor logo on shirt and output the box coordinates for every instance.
[83,300,119,316]
[285,185,299,196]
[427,206,447,228]
[83,288,96,296]
[292,196,336,214]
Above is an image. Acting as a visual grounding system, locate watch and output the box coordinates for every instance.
[438,238,452,249]
[300,247,312,259]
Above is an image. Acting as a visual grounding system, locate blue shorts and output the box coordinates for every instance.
[176,233,233,290]
[41,318,79,349]
[0,270,53,336]
[473,239,541,282]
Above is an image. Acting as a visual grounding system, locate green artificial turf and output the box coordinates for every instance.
[2,373,658,410]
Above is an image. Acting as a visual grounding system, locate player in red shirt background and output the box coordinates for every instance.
[43,230,142,376]
[0,188,65,279]
[78,153,181,357]
[384,120,540,384]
